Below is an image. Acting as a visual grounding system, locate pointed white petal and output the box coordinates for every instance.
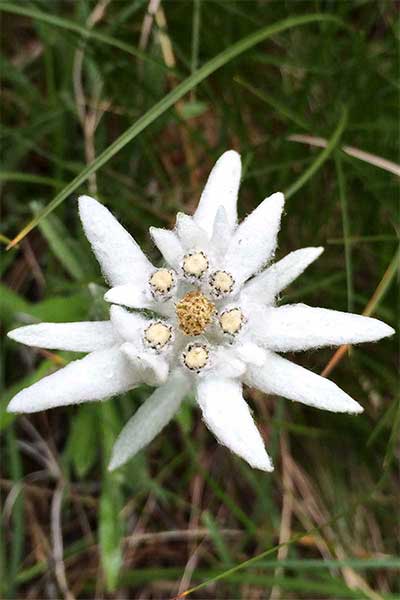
[193,150,241,236]
[105,284,152,310]
[121,343,169,385]
[243,247,324,305]
[209,347,246,379]
[79,195,153,286]
[210,206,233,257]
[235,342,266,367]
[223,192,285,287]
[110,305,148,343]
[150,227,183,268]
[7,347,140,414]
[108,370,190,470]
[253,304,395,352]
[8,321,119,352]
[105,285,174,317]
[176,213,209,251]
[245,352,363,413]
[196,377,273,471]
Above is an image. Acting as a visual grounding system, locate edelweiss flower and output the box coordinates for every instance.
[7,151,394,472]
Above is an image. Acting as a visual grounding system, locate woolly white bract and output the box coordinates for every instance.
[8,151,394,472]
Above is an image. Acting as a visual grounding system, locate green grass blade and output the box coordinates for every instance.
[335,152,354,312]
[7,13,345,248]
[5,426,24,598]
[0,1,169,68]
[0,171,66,188]
[191,0,201,78]
[99,403,124,591]
[284,106,348,199]
[202,511,233,566]
[235,77,310,130]
[32,202,86,281]
[178,488,380,598]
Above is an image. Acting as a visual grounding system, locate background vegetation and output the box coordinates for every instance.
[1,1,398,598]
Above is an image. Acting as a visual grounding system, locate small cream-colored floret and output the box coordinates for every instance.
[219,308,243,335]
[210,270,234,295]
[149,269,175,294]
[144,322,172,349]
[176,290,215,335]
[183,343,209,371]
[182,252,208,278]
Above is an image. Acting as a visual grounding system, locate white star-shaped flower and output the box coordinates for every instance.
[7,151,394,472]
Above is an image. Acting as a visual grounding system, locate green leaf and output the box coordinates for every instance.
[99,402,124,591]
[26,293,91,323]
[6,12,345,247]
[99,479,123,592]
[179,100,209,120]
[0,284,29,323]
[1,284,91,326]
[0,360,56,430]
[65,406,98,478]
[32,202,86,281]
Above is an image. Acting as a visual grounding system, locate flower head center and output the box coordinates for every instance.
[182,252,208,278]
[183,343,209,371]
[176,290,215,336]
[219,308,244,335]
[149,268,175,298]
[209,270,234,296]
[144,321,172,350]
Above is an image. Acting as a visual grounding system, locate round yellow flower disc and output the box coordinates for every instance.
[219,308,243,335]
[149,269,175,294]
[210,270,234,295]
[182,252,208,278]
[176,290,215,336]
[183,343,209,371]
[144,322,172,349]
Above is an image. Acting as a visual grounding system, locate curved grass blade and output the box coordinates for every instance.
[6,13,345,249]
[234,77,310,130]
[287,134,400,177]
[0,171,66,189]
[0,1,169,69]
[321,246,399,377]
[175,488,383,599]
[284,106,348,199]
[335,152,354,312]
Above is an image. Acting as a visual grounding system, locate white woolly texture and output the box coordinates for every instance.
[245,352,363,414]
[7,321,118,352]
[7,348,140,414]
[6,152,395,470]
[208,347,246,379]
[110,305,148,343]
[193,150,241,236]
[242,247,324,305]
[235,342,266,367]
[108,370,189,471]
[149,227,183,269]
[254,303,395,352]
[196,377,274,471]
[176,213,209,251]
[210,206,233,258]
[78,195,153,286]
[121,343,169,385]
[105,284,154,311]
[223,192,285,287]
